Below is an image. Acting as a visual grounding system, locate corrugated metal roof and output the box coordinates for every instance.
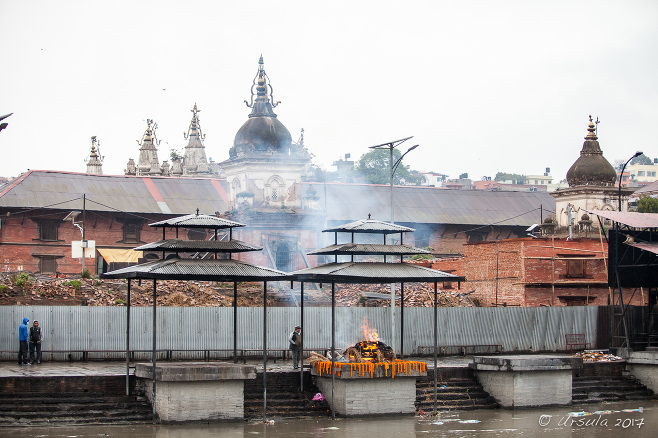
[626,241,658,255]
[308,182,554,226]
[323,219,414,234]
[308,244,430,256]
[149,214,244,229]
[102,258,292,281]
[633,180,658,196]
[133,239,262,252]
[0,170,229,215]
[586,210,658,228]
[292,262,463,284]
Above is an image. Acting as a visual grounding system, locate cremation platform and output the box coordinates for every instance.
[311,361,427,416]
[136,362,256,422]
[472,355,582,407]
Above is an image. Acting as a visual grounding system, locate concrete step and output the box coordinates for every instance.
[571,375,655,403]
[0,412,152,426]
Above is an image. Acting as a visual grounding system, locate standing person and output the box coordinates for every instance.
[29,320,43,364]
[18,317,29,365]
[289,325,302,369]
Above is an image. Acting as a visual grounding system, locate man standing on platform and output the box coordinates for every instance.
[289,325,302,369]
[29,320,43,364]
[18,317,29,365]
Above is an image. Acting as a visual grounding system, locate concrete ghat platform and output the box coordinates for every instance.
[136,362,256,422]
[472,355,582,407]
[627,351,658,393]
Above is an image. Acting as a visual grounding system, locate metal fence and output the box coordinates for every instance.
[1,305,601,361]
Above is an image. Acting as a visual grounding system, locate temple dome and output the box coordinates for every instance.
[566,117,617,187]
[231,116,292,158]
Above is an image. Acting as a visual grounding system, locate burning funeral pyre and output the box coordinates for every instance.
[311,319,426,379]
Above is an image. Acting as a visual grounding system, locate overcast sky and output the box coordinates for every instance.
[1,0,656,182]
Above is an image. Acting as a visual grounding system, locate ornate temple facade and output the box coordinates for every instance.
[220,56,312,210]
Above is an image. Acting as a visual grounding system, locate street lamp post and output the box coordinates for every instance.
[614,151,642,350]
[368,137,419,356]
[618,151,643,212]
[369,136,418,224]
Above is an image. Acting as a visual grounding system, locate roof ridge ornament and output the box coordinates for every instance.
[184,103,206,141]
[244,55,281,118]
[586,115,598,141]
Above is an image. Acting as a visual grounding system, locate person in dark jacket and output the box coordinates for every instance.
[18,317,29,365]
[289,325,302,369]
[29,320,43,364]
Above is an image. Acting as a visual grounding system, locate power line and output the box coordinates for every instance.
[3,196,83,218]
[454,207,542,237]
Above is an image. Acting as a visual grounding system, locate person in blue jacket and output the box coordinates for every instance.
[18,317,30,365]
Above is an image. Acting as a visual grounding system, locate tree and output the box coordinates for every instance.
[356,148,420,185]
[494,172,525,184]
[630,153,652,166]
[637,195,658,213]
[170,149,183,162]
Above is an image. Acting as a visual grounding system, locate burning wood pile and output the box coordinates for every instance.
[311,319,427,379]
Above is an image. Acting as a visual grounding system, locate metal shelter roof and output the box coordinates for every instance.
[323,219,414,234]
[292,262,463,284]
[149,214,244,229]
[0,170,229,215]
[102,258,292,281]
[133,239,262,253]
[626,241,658,256]
[586,210,658,228]
[307,243,431,256]
[311,182,554,226]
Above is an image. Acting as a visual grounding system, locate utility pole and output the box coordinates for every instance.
[368,137,418,355]
[81,194,86,275]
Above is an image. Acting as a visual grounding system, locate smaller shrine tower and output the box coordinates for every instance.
[126,119,165,176]
[85,136,104,175]
[181,103,210,176]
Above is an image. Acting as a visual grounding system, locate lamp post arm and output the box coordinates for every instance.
[618,151,643,211]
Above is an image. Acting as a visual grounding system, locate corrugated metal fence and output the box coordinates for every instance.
[1,305,601,361]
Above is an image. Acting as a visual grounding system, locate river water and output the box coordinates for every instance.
[5,400,657,438]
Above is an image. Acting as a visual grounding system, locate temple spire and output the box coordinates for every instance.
[182,103,209,175]
[244,55,281,118]
[136,119,161,176]
[85,136,103,175]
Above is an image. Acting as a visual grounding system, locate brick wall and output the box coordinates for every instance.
[462,237,642,307]
[0,211,177,275]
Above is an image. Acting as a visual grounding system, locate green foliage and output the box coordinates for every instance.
[494,172,525,183]
[410,247,435,261]
[11,273,31,289]
[0,284,7,293]
[81,269,92,279]
[356,148,421,185]
[93,280,102,286]
[65,280,82,291]
[114,299,127,306]
[170,149,183,162]
[630,153,652,165]
[637,195,658,213]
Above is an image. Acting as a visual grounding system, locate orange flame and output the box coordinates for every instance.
[361,318,380,342]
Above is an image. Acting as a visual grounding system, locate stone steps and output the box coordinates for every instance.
[415,376,498,412]
[0,377,152,426]
[243,373,330,419]
[572,375,656,403]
